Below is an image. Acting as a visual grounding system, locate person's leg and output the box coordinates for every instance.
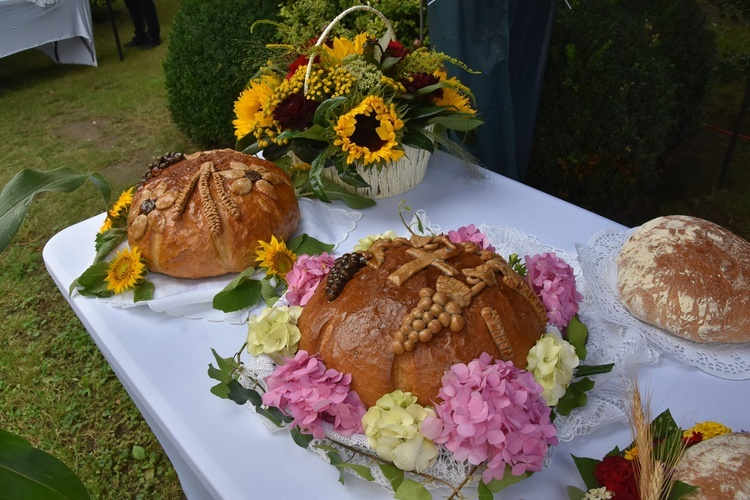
[123,0,147,46]
[140,0,161,47]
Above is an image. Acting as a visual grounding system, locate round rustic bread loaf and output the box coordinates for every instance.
[673,433,750,499]
[127,149,300,278]
[297,235,548,407]
[617,215,750,343]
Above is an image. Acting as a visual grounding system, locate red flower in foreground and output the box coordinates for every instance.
[273,92,319,131]
[594,455,639,500]
[400,72,443,100]
[286,55,309,80]
[385,40,408,59]
[683,430,703,447]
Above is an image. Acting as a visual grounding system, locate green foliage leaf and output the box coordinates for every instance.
[574,363,614,378]
[566,315,588,360]
[236,133,258,154]
[132,445,146,461]
[226,379,257,406]
[0,168,110,253]
[322,449,375,483]
[567,486,588,500]
[313,178,375,208]
[428,114,483,132]
[93,228,127,263]
[394,479,431,500]
[669,480,699,500]
[650,409,679,441]
[571,454,601,490]
[133,280,154,303]
[308,155,330,203]
[289,428,314,449]
[313,97,347,126]
[401,128,435,152]
[378,462,405,492]
[484,467,530,493]
[0,428,91,499]
[71,261,113,297]
[207,348,241,399]
[287,234,335,256]
[212,267,263,312]
[260,278,282,307]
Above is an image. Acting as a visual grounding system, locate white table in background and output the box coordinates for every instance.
[0,0,97,66]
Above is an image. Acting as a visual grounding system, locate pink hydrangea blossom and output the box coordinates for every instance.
[447,224,495,252]
[285,252,335,306]
[262,350,366,439]
[420,353,558,484]
[524,252,583,330]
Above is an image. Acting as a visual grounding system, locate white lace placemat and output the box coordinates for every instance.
[577,228,750,380]
[96,198,361,323]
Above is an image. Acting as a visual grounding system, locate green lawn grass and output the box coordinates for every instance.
[0,2,747,499]
[0,1,193,497]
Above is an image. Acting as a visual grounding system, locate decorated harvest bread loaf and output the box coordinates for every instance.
[127,149,300,278]
[297,234,548,407]
[617,215,750,343]
[673,432,750,499]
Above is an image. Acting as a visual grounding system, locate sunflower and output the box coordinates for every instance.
[255,236,297,279]
[99,216,113,233]
[109,187,134,218]
[105,247,147,295]
[232,75,279,140]
[333,95,405,165]
[325,33,368,61]
[432,70,476,114]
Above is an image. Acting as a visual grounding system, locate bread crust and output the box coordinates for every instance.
[127,149,300,278]
[298,236,547,407]
[617,215,750,343]
[673,433,750,499]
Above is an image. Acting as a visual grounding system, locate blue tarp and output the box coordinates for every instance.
[427,0,555,181]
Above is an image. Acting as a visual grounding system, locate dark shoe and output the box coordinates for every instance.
[138,37,162,50]
[124,37,147,48]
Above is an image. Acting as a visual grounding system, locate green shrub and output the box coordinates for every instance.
[163,0,280,148]
[276,0,425,47]
[527,0,716,218]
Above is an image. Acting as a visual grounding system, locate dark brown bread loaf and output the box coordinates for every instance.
[617,215,750,343]
[127,149,299,278]
[297,235,547,407]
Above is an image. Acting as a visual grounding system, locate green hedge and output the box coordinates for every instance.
[527,0,716,218]
[276,0,425,47]
[163,0,279,148]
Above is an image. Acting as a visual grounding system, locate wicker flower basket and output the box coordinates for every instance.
[321,144,431,199]
[308,5,433,199]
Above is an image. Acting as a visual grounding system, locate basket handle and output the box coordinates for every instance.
[303,5,396,95]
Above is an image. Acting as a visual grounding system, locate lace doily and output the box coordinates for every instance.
[233,216,649,493]
[24,0,59,6]
[95,198,361,323]
[577,228,750,380]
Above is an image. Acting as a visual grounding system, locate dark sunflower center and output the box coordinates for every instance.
[349,114,385,151]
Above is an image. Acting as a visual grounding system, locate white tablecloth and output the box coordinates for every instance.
[43,151,750,499]
[0,0,97,66]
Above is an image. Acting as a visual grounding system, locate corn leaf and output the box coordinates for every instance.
[0,168,110,253]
